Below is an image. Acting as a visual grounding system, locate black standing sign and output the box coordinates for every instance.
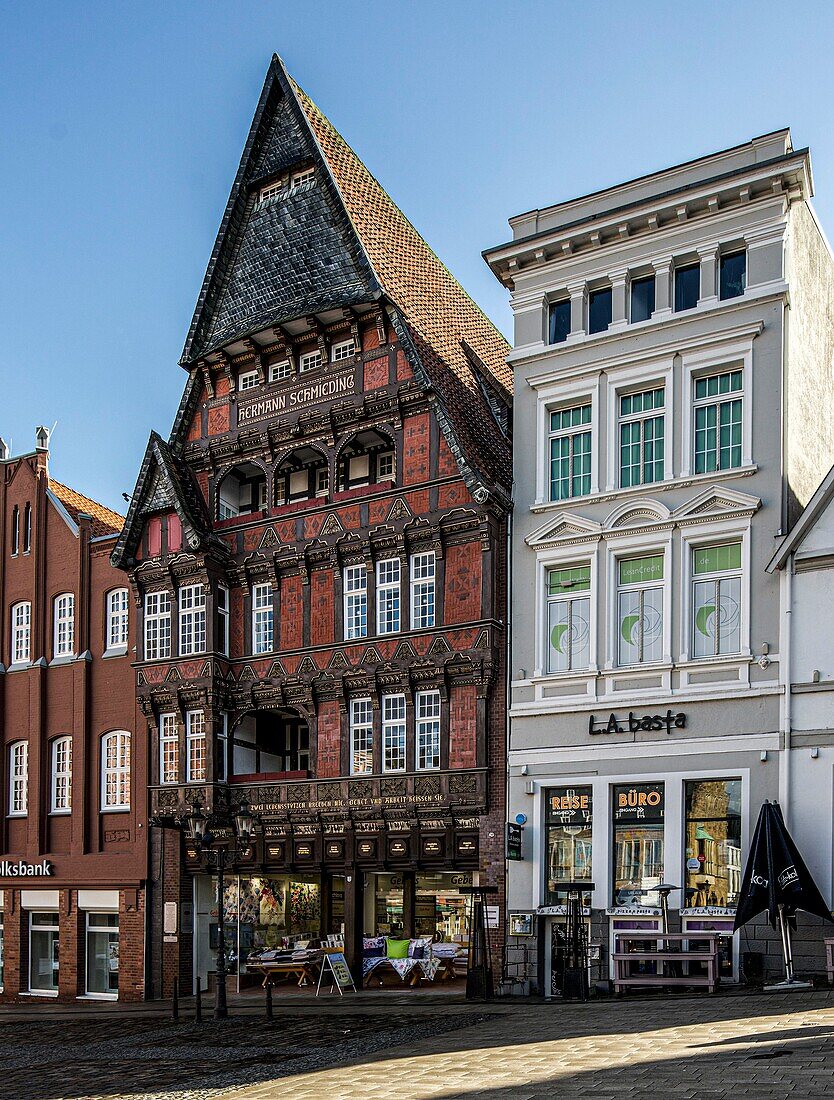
[734,801,833,931]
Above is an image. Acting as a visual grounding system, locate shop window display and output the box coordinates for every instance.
[545,786,593,904]
[612,782,664,907]
[415,873,471,940]
[684,778,741,908]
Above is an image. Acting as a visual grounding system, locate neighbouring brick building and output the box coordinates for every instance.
[0,431,147,1002]
[112,55,512,993]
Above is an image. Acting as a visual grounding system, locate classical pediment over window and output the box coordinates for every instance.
[525,512,603,548]
[605,498,672,530]
[672,485,761,523]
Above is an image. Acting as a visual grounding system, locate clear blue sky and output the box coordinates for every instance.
[2,0,834,512]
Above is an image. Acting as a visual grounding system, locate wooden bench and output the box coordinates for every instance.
[613,932,721,995]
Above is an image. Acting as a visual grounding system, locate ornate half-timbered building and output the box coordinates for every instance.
[112,56,511,991]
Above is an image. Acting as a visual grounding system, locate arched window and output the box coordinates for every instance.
[10,601,31,665]
[53,592,75,658]
[106,588,129,652]
[275,447,328,505]
[8,740,28,815]
[50,736,72,813]
[101,731,130,811]
[337,430,395,492]
[216,463,268,520]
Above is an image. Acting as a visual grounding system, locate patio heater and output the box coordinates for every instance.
[461,885,498,1001]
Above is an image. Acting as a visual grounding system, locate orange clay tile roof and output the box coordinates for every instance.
[292,80,512,397]
[48,479,124,538]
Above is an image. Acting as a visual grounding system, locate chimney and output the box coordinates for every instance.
[0,438,8,461]
[35,425,50,451]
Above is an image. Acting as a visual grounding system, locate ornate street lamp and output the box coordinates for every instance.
[175,794,259,1019]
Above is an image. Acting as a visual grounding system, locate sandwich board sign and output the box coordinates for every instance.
[316,951,357,996]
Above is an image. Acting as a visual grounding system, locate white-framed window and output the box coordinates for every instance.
[186,710,207,782]
[159,713,179,785]
[299,350,322,373]
[545,564,591,673]
[382,694,407,772]
[693,369,743,474]
[616,554,664,666]
[376,558,401,635]
[106,589,129,652]
[268,360,292,383]
[343,565,368,640]
[101,731,130,810]
[50,736,72,813]
[291,166,315,187]
[315,467,329,497]
[53,593,75,658]
[238,370,259,392]
[331,338,356,362]
[377,452,395,480]
[11,600,31,664]
[143,591,171,660]
[217,712,229,782]
[8,740,28,816]
[252,583,273,654]
[178,584,206,656]
[416,690,441,771]
[350,697,374,775]
[548,404,592,501]
[216,584,230,656]
[410,551,436,629]
[691,542,743,658]
[260,178,286,201]
[619,388,665,488]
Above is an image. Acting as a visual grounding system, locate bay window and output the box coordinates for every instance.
[186,710,207,782]
[143,591,171,660]
[178,583,206,656]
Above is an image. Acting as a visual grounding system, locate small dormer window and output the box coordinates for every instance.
[299,350,322,373]
[238,370,259,392]
[260,179,286,202]
[331,338,356,362]
[292,167,315,187]
[269,360,292,383]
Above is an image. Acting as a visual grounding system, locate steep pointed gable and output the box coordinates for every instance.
[111,433,216,567]
[181,58,380,365]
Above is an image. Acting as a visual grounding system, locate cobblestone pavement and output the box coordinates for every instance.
[2,991,834,1100]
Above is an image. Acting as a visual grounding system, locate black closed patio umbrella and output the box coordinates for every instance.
[734,801,833,989]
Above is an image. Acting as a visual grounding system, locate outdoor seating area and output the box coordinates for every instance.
[362,937,468,987]
[612,932,721,995]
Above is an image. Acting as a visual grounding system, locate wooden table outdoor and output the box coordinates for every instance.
[249,958,322,989]
[613,931,721,994]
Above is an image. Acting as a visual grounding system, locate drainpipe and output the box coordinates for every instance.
[779,557,793,824]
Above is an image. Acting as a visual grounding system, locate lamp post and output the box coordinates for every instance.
[182,796,256,1019]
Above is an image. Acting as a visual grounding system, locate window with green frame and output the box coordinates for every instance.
[548,404,591,501]
[619,387,664,487]
[691,542,742,658]
[546,565,591,673]
[693,370,742,474]
[616,554,664,666]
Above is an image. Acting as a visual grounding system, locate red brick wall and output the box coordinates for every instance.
[402,412,430,484]
[444,542,482,624]
[280,575,303,650]
[396,349,413,381]
[449,684,477,769]
[310,570,334,646]
[316,701,341,778]
[363,357,388,391]
[437,436,458,477]
[207,404,230,436]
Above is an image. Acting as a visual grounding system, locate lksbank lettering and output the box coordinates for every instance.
[0,858,54,877]
[237,373,355,425]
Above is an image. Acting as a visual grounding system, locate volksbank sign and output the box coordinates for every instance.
[236,370,356,426]
[0,858,54,878]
